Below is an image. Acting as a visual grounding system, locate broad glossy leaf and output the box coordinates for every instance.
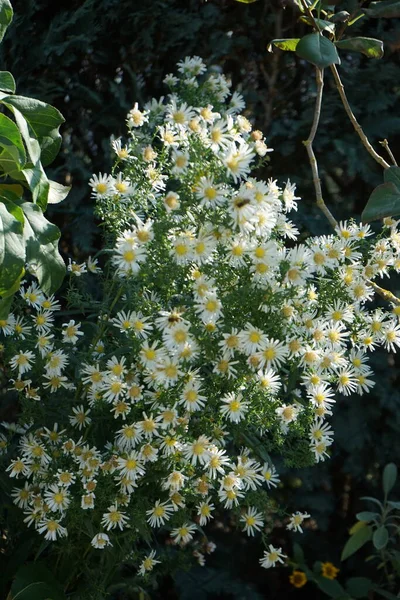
[0,0,12,43]
[268,38,300,52]
[341,523,372,561]
[0,200,25,297]
[361,182,400,223]
[22,165,50,211]
[383,463,397,496]
[373,526,389,550]
[346,578,372,599]
[0,71,15,93]
[384,166,400,188]
[0,95,64,166]
[335,37,384,59]
[15,200,65,294]
[296,33,341,68]
[48,180,71,204]
[0,113,26,167]
[0,183,24,198]
[365,0,400,18]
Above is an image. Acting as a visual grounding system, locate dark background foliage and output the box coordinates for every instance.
[1,0,400,597]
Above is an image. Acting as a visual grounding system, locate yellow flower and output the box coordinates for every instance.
[289,570,307,588]
[321,562,340,580]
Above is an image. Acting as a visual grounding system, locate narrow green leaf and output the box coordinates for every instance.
[15,200,65,294]
[268,38,300,52]
[346,578,372,599]
[48,180,71,204]
[384,166,400,188]
[0,201,26,297]
[0,95,64,166]
[234,0,258,3]
[293,542,305,565]
[372,586,400,600]
[356,511,379,522]
[383,463,397,496]
[315,576,346,598]
[341,523,372,561]
[335,37,384,59]
[0,71,15,93]
[0,0,13,43]
[365,0,400,18]
[296,33,341,69]
[0,113,26,168]
[361,182,400,223]
[373,526,389,550]
[387,500,400,509]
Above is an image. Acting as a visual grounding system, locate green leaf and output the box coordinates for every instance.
[268,38,300,52]
[0,293,13,319]
[383,463,397,496]
[315,576,346,598]
[373,526,389,550]
[372,587,400,600]
[0,95,65,166]
[384,166,400,188]
[361,182,400,223]
[11,562,66,600]
[0,200,25,297]
[48,180,71,205]
[365,0,400,18]
[293,542,305,565]
[22,165,50,211]
[346,578,372,599]
[15,200,65,295]
[335,37,384,59]
[356,511,379,522]
[0,0,13,43]
[0,71,15,93]
[341,523,372,561]
[234,0,258,3]
[299,16,336,33]
[296,33,341,69]
[0,113,26,168]
[387,500,400,509]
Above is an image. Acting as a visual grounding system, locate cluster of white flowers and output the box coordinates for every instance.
[3,55,400,577]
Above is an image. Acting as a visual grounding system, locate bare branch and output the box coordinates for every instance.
[330,65,390,170]
[303,67,338,229]
[379,139,398,167]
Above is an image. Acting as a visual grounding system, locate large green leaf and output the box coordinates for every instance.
[268,38,300,52]
[296,33,341,68]
[48,180,71,204]
[15,200,65,295]
[335,37,384,59]
[383,462,397,496]
[11,562,66,600]
[384,165,400,188]
[22,165,50,211]
[0,95,65,166]
[356,511,379,522]
[341,523,372,561]
[0,200,25,297]
[299,16,336,33]
[365,0,400,18]
[0,70,15,93]
[0,113,26,168]
[373,526,389,550]
[0,293,13,319]
[0,0,12,43]
[346,578,372,599]
[315,576,346,598]
[361,182,400,223]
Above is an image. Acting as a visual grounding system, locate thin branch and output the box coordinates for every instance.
[303,67,338,229]
[330,65,390,170]
[368,281,400,306]
[379,139,398,166]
